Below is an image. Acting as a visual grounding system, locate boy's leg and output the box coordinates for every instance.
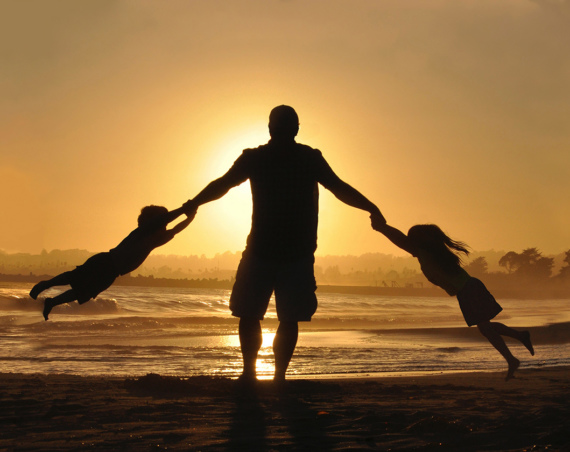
[489,322,534,356]
[477,321,519,380]
[239,317,263,381]
[273,321,298,382]
[43,289,78,321]
[30,272,73,299]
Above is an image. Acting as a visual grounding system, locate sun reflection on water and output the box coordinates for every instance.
[208,329,277,379]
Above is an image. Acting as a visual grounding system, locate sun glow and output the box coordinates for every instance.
[255,330,277,379]
[203,122,270,182]
[191,123,271,252]
[261,330,276,348]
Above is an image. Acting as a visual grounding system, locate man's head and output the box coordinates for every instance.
[268,105,299,140]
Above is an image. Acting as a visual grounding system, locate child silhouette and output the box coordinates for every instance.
[30,205,195,320]
[372,219,534,381]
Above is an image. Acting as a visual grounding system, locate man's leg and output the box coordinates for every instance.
[273,321,298,382]
[239,317,263,380]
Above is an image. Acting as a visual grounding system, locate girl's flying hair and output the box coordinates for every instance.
[407,224,470,269]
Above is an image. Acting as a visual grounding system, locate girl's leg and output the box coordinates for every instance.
[477,320,520,381]
[30,272,73,299]
[43,289,78,321]
[489,322,534,356]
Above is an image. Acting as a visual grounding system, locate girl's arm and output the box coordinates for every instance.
[372,221,416,255]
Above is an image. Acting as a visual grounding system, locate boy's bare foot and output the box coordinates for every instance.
[505,358,520,381]
[521,331,534,356]
[30,282,47,300]
[43,298,55,321]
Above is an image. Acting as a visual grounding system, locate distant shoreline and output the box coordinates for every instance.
[3,272,569,299]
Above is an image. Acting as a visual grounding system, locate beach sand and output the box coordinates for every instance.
[1,367,568,451]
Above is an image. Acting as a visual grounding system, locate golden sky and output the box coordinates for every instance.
[1,0,569,258]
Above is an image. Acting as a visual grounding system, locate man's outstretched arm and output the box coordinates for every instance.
[320,170,386,224]
[183,168,247,214]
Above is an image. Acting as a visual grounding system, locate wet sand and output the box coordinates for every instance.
[1,367,568,451]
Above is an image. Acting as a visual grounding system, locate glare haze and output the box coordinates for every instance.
[1,0,569,258]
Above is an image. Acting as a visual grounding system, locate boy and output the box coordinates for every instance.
[30,205,195,320]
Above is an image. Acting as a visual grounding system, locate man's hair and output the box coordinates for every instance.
[138,205,168,227]
[269,105,299,139]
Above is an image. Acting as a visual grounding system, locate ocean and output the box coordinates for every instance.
[1,282,568,379]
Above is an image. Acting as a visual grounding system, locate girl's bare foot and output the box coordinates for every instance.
[43,298,55,321]
[521,331,534,356]
[505,358,520,381]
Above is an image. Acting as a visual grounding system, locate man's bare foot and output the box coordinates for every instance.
[272,375,289,392]
[30,282,47,300]
[43,298,55,321]
[521,331,534,356]
[236,372,257,385]
[505,358,520,381]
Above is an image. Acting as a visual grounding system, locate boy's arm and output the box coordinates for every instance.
[168,216,192,236]
[372,221,416,255]
[166,207,196,234]
[164,206,192,224]
[155,212,194,247]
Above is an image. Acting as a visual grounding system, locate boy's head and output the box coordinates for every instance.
[138,205,168,227]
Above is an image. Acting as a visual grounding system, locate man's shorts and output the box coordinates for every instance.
[229,251,318,322]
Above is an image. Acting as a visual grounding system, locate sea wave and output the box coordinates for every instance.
[0,294,120,315]
[369,323,570,345]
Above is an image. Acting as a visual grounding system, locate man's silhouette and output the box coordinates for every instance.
[183,105,384,382]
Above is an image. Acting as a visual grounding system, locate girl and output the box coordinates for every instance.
[372,220,534,381]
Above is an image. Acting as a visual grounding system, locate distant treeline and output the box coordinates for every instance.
[1,247,570,298]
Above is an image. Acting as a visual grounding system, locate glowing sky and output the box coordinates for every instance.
[1,0,569,258]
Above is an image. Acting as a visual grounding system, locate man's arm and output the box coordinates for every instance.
[317,161,385,222]
[183,167,247,214]
[327,177,383,217]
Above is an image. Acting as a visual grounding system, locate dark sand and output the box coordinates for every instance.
[1,367,568,451]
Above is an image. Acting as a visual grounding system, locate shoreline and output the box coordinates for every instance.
[1,366,568,451]
[3,275,570,299]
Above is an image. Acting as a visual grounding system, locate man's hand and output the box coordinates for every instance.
[185,208,197,222]
[370,211,387,231]
[182,199,198,215]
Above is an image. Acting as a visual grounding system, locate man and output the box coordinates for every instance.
[183,105,385,382]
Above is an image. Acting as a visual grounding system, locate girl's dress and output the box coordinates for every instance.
[456,277,503,326]
[415,249,502,327]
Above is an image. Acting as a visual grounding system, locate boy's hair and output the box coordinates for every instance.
[408,224,470,269]
[138,205,168,227]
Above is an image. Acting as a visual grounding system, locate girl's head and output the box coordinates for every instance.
[408,224,470,268]
[138,205,168,228]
